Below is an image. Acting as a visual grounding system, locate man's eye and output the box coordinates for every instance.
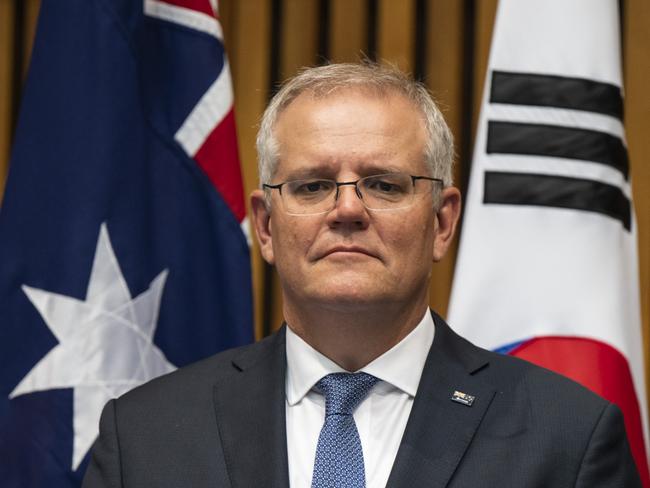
[367,179,404,194]
[305,182,324,192]
[292,180,333,195]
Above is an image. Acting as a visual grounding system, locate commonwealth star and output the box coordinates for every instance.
[10,223,175,470]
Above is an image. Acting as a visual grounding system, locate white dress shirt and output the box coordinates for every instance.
[285,310,435,488]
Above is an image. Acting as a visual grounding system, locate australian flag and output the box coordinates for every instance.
[0,0,253,486]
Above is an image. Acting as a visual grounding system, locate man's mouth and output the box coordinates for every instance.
[321,246,377,259]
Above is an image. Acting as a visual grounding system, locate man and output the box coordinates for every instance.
[83,63,641,487]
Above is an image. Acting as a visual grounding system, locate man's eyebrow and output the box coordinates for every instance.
[282,163,404,180]
[282,167,334,180]
[358,164,403,176]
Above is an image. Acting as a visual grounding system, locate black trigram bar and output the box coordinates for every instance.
[484,171,631,231]
[487,121,629,179]
[490,71,623,120]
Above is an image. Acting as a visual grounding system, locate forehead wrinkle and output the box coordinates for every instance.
[273,89,428,180]
[278,89,423,139]
[281,165,336,180]
[280,126,404,164]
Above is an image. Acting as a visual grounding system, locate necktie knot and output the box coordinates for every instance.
[317,372,378,416]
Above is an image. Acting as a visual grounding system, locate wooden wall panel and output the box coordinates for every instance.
[624,0,650,404]
[377,0,415,71]
[424,0,465,318]
[22,0,40,77]
[0,0,40,203]
[0,0,15,203]
[281,0,319,77]
[330,0,368,62]
[221,0,272,340]
[472,0,498,139]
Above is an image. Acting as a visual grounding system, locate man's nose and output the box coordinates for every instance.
[327,184,369,227]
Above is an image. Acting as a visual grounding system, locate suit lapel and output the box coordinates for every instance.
[212,327,289,488]
[387,314,497,488]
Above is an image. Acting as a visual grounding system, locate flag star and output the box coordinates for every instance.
[9,222,176,471]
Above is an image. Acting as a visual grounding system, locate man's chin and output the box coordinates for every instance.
[299,283,394,311]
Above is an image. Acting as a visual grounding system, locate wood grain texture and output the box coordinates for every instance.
[22,0,40,78]
[221,0,272,340]
[624,0,650,406]
[424,0,465,319]
[0,0,15,203]
[472,0,498,141]
[377,0,415,71]
[281,0,319,76]
[330,0,368,62]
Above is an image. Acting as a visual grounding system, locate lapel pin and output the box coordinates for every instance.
[451,390,475,407]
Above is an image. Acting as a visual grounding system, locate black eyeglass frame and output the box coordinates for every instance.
[262,174,444,199]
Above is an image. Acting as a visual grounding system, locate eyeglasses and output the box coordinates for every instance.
[263,172,443,215]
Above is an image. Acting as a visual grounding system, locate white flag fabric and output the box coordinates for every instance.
[448,0,649,482]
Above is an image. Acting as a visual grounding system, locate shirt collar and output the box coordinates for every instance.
[285,310,435,406]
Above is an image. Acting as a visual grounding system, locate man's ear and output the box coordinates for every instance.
[432,187,461,262]
[251,189,275,265]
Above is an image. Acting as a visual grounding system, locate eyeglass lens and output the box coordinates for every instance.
[280,173,435,215]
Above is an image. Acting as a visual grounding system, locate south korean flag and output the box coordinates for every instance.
[448,0,649,482]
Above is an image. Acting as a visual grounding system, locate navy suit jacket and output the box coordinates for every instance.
[83,312,641,487]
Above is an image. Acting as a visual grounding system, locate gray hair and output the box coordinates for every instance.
[256,62,455,187]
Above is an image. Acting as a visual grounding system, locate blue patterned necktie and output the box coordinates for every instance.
[311,372,379,488]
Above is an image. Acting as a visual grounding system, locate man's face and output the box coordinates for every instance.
[252,88,459,314]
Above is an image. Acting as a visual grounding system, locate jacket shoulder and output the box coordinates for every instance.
[433,317,640,486]
[435,314,609,411]
[116,328,284,410]
[479,341,609,411]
